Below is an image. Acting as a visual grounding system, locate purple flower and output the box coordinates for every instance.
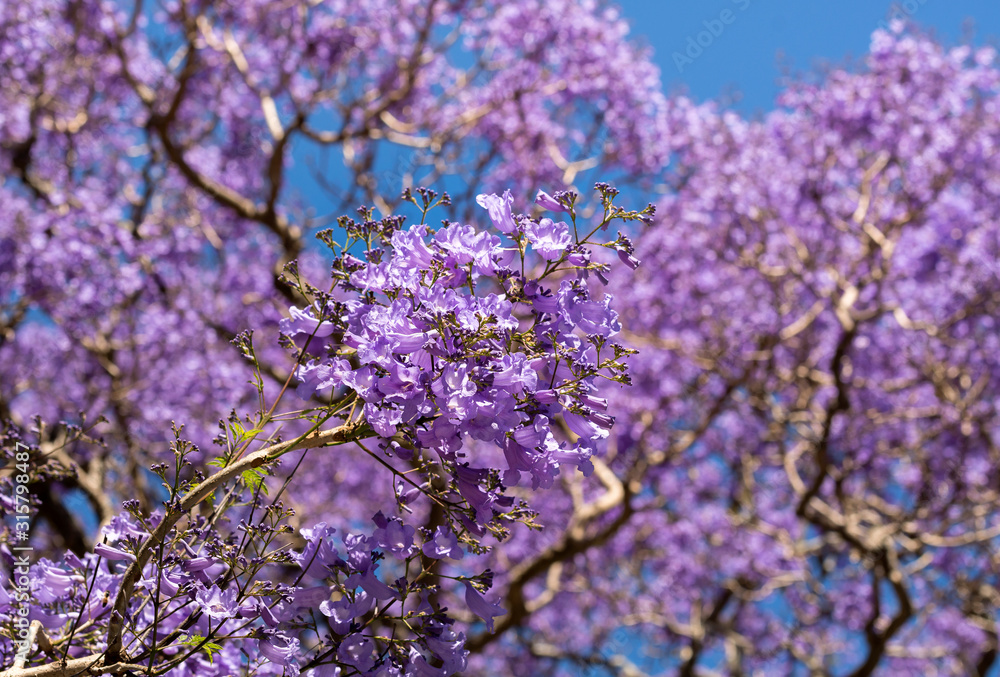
[563,409,612,441]
[512,415,547,449]
[523,282,559,314]
[303,665,342,677]
[357,566,400,602]
[558,282,622,337]
[142,563,186,597]
[382,360,424,396]
[295,358,353,399]
[338,633,375,673]
[256,630,300,675]
[476,293,518,331]
[281,304,336,338]
[491,354,537,391]
[391,223,436,269]
[294,522,343,579]
[580,391,608,411]
[406,652,449,676]
[294,586,330,609]
[435,223,502,275]
[319,596,361,635]
[342,532,373,572]
[350,261,392,292]
[421,527,465,561]
[183,555,227,583]
[183,555,218,572]
[502,435,557,489]
[476,190,517,233]
[535,189,568,212]
[34,561,82,604]
[364,403,403,438]
[372,511,417,558]
[195,585,238,621]
[94,542,136,562]
[453,465,495,523]
[617,248,641,270]
[463,583,505,632]
[423,624,468,673]
[524,218,572,261]
[550,442,595,477]
[432,362,478,422]
[102,515,150,541]
[343,365,379,402]
[533,389,560,405]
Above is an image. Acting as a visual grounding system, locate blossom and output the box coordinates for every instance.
[372,511,417,558]
[617,248,640,270]
[475,190,517,233]
[319,596,361,636]
[337,633,375,673]
[421,527,465,561]
[423,625,468,674]
[435,223,502,275]
[102,515,150,541]
[463,583,505,632]
[293,523,343,579]
[256,630,300,675]
[391,223,436,269]
[295,359,353,399]
[563,409,612,441]
[281,305,336,339]
[94,542,136,562]
[524,218,572,260]
[195,585,238,621]
[534,189,568,212]
[354,567,400,602]
[558,281,622,337]
[183,555,227,584]
[34,561,82,604]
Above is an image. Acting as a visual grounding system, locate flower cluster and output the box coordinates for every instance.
[0,509,478,676]
[282,187,650,523]
[0,185,647,675]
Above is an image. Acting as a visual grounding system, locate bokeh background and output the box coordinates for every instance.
[289,1,1000,216]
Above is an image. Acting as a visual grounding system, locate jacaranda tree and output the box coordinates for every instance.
[0,0,998,673]
[485,29,1000,677]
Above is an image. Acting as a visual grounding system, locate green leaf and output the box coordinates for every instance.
[179,635,223,664]
[239,427,264,442]
[241,467,269,495]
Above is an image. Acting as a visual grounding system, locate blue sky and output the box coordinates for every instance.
[617,0,1000,113]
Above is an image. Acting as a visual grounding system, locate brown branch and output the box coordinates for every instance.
[845,548,913,677]
[0,655,149,677]
[102,422,366,663]
[678,588,735,677]
[466,481,635,651]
